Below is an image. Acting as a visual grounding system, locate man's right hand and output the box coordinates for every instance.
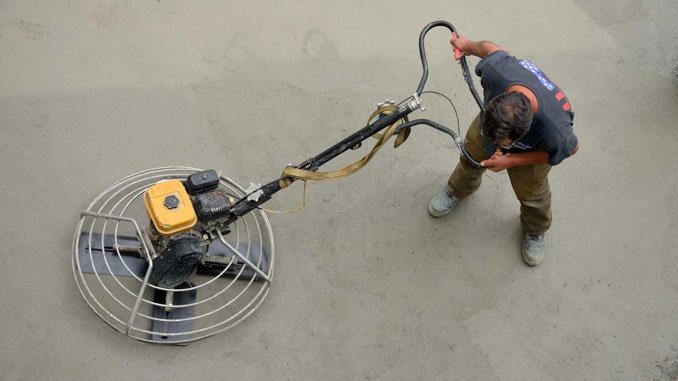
[450,35,506,58]
[450,34,473,55]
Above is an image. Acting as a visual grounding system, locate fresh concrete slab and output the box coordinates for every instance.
[1,1,677,379]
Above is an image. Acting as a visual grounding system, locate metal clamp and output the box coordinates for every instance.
[246,183,264,202]
[410,93,425,112]
[377,99,396,108]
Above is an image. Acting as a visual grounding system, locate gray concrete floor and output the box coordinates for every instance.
[1,1,677,380]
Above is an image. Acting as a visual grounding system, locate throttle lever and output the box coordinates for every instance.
[451,32,462,60]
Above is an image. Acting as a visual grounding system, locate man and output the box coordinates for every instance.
[429,34,579,266]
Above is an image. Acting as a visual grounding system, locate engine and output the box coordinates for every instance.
[143,170,234,288]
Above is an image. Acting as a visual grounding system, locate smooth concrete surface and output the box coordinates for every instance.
[1,1,677,380]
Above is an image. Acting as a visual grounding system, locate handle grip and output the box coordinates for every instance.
[451,32,462,60]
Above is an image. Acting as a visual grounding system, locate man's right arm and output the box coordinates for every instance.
[450,35,506,58]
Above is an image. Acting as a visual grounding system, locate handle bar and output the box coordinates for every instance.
[416,20,484,111]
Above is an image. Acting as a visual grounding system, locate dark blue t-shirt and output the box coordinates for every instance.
[476,50,577,165]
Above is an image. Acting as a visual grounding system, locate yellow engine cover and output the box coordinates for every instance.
[144,180,197,236]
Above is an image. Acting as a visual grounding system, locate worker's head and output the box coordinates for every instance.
[481,92,532,149]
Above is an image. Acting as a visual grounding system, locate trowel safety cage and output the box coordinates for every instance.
[72,167,275,344]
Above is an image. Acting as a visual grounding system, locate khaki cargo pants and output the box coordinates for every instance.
[448,114,552,234]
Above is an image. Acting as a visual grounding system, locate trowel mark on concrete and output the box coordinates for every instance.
[572,0,678,84]
[571,0,649,27]
[654,349,678,380]
[11,19,49,39]
[92,1,119,28]
[301,28,340,62]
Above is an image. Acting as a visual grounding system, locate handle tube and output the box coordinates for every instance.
[396,119,486,168]
[416,21,460,95]
[416,21,484,111]
[228,103,417,221]
[227,20,488,225]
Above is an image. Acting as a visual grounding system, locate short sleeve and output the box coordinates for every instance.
[475,50,511,77]
[544,130,578,166]
[474,50,513,106]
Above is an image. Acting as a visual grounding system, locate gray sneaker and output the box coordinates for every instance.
[428,186,463,217]
[522,233,545,266]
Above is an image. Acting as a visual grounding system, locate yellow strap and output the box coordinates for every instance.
[262,180,307,214]
[368,105,411,148]
[278,105,410,189]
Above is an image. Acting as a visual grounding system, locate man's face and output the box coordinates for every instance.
[497,137,516,150]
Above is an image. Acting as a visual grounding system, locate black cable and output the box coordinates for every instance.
[397,95,414,107]
[395,119,485,168]
[225,191,263,211]
[398,91,460,137]
[229,178,281,214]
[421,90,461,136]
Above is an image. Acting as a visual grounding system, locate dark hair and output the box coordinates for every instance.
[482,92,533,145]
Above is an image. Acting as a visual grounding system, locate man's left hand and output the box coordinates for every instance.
[481,149,514,172]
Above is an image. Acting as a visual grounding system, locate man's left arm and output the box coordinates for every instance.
[481,143,579,172]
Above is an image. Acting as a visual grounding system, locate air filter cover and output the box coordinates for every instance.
[144,179,197,236]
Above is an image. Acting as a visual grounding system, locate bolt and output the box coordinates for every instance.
[164,195,180,209]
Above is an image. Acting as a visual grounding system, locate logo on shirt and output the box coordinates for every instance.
[519,60,555,91]
[513,141,533,150]
[519,59,571,112]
